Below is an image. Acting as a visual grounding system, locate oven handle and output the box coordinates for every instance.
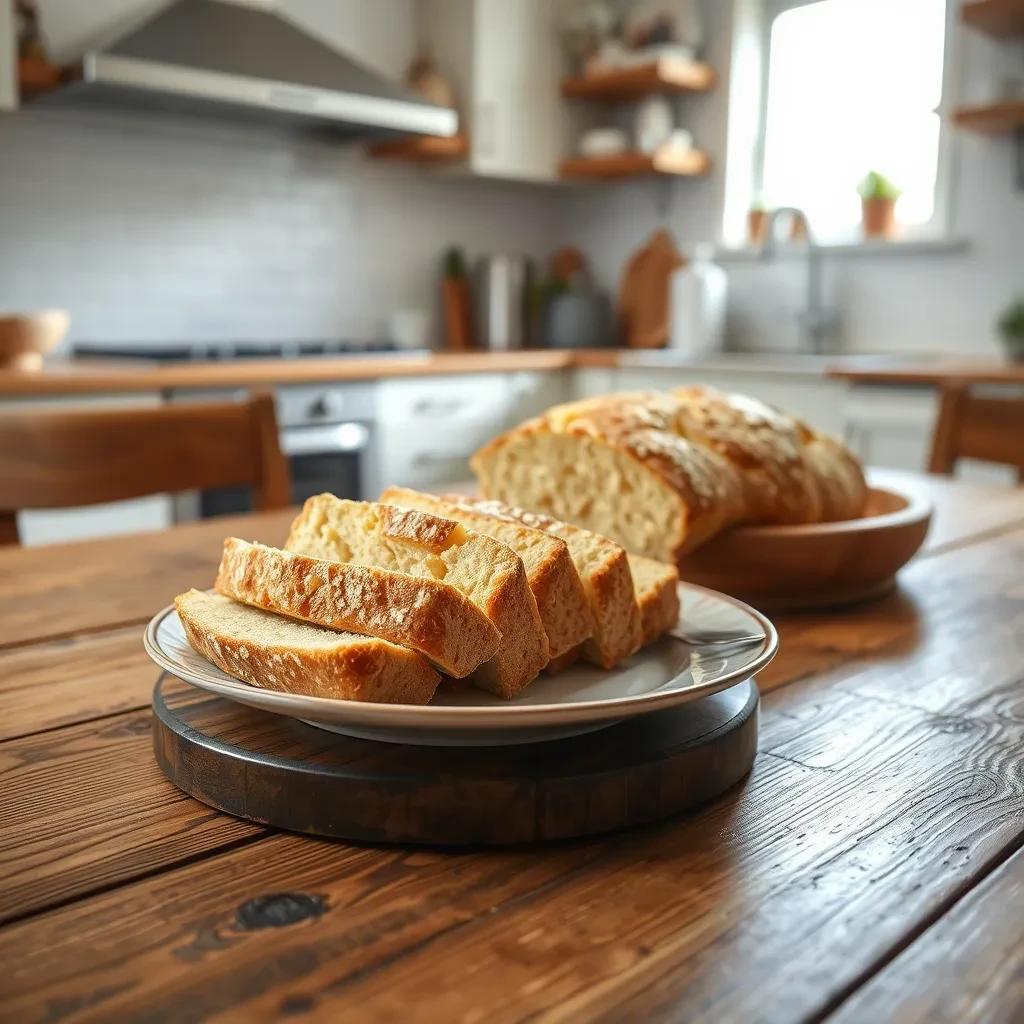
[281,422,370,457]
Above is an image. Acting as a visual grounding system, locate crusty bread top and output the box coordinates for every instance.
[379,486,595,661]
[215,538,501,679]
[174,589,440,705]
[471,387,867,558]
[285,495,549,698]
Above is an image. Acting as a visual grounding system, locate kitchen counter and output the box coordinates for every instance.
[828,356,1024,386]
[0,349,930,397]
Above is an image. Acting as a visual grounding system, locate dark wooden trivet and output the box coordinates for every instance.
[152,674,758,846]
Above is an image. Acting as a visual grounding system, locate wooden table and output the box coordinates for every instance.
[2,471,1024,1023]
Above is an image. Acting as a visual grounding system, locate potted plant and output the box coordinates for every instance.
[858,171,901,240]
[997,298,1024,362]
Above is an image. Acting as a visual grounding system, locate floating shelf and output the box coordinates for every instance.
[561,58,716,101]
[559,148,711,180]
[961,0,1024,38]
[954,100,1024,134]
[367,133,469,163]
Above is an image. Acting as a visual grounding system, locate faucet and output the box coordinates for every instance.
[759,207,836,354]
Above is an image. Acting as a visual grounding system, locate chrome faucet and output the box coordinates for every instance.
[759,207,837,354]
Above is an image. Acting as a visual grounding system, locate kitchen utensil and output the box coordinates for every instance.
[152,672,759,844]
[543,291,614,348]
[475,255,534,350]
[145,581,777,746]
[619,229,685,348]
[0,309,69,370]
[441,247,475,351]
[669,246,727,356]
[669,629,766,647]
[678,482,933,610]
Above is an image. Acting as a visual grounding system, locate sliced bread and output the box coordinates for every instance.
[175,589,440,704]
[627,554,681,646]
[379,486,593,661]
[215,538,501,678]
[285,496,549,698]
[452,496,642,670]
[546,555,679,673]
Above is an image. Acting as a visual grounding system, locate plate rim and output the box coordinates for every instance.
[143,583,778,727]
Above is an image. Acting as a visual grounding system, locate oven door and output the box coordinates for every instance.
[282,421,373,504]
[198,420,373,518]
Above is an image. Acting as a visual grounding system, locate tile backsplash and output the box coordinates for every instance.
[0,106,561,348]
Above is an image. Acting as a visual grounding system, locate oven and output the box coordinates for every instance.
[172,383,378,519]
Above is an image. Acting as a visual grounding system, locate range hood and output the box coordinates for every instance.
[32,0,458,139]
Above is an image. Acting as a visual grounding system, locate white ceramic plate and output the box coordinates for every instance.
[144,583,777,746]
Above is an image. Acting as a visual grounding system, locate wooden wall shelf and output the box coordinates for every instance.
[562,58,715,101]
[961,0,1024,38]
[559,148,711,180]
[953,101,1024,134]
[368,133,468,163]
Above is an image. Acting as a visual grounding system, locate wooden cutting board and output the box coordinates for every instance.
[618,228,686,348]
[153,674,758,845]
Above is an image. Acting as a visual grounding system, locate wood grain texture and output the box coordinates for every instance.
[826,843,1024,1024]
[0,395,290,539]
[0,628,154,740]
[0,350,588,396]
[152,675,758,844]
[561,58,716,101]
[0,703,265,924]
[0,508,295,648]
[0,524,1021,1021]
[927,381,1024,479]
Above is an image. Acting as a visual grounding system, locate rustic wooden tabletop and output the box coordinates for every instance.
[2,469,1023,1023]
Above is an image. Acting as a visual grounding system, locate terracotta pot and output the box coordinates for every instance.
[747,209,768,246]
[861,197,897,240]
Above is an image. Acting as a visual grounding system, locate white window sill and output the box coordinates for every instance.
[704,237,969,261]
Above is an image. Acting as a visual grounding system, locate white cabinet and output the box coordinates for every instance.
[418,0,567,182]
[376,371,569,488]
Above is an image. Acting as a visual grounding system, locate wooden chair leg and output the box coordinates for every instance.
[0,511,20,546]
[927,382,967,475]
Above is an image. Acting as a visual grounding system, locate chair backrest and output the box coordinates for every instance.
[927,381,1024,481]
[0,393,291,544]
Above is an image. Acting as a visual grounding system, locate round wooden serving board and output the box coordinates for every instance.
[153,674,759,846]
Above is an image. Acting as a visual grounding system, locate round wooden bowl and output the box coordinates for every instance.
[678,485,933,611]
[0,310,70,370]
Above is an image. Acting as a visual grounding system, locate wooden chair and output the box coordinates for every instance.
[0,393,291,544]
[927,381,1024,481]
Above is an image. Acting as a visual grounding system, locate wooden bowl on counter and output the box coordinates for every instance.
[0,310,70,371]
[678,484,933,611]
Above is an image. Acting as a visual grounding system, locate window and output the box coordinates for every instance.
[754,0,949,244]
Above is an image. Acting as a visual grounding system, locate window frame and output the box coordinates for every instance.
[738,0,958,246]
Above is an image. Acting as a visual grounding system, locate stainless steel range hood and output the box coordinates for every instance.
[32,0,458,139]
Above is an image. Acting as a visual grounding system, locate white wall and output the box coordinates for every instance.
[556,0,1024,356]
[0,105,560,347]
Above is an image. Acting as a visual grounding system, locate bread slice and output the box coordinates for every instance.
[450,496,642,670]
[175,590,440,704]
[379,486,593,661]
[627,554,681,646]
[286,496,549,698]
[546,555,679,673]
[215,538,501,678]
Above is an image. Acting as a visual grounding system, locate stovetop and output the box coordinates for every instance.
[73,340,409,362]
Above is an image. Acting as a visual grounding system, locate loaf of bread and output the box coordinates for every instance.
[215,538,501,678]
[450,495,642,670]
[379,486,593,661]
[175,590,440,704]
[471,387,867,561]
[285,496,549,699]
